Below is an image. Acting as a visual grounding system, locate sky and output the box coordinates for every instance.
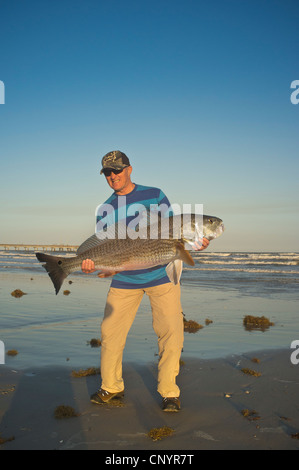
[0,0,298,252]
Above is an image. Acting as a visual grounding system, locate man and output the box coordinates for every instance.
[82,150,209,412]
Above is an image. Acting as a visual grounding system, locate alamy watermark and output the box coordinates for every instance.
[0,340,5,364]
[95,200,205,249]
[290,80,299,105]
[0,80,4,104]
[290,340,299,365]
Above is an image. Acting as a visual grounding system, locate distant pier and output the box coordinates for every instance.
[0,244,78,252]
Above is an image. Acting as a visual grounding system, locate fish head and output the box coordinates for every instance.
[202,215,225,240]
[175,213,224,250]
[179,214,225,241]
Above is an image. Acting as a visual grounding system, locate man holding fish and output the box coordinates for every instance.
[82,150,210,412]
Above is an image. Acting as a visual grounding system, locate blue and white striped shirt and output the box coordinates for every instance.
[96,184,171,289]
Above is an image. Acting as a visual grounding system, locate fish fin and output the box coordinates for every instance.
[97,270,120,278]
[36,252,68,294]
[166,260,183,285]
[76,233,112,254]
[78,222,131,254]
[176,242,195,266]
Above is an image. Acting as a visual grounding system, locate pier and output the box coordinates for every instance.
[0,244,78,252]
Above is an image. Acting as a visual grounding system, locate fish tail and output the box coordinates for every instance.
[36,252,69,295]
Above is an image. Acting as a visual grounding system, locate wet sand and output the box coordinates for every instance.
[1,348,299,450]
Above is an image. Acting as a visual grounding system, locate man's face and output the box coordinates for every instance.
[104,166,133,195]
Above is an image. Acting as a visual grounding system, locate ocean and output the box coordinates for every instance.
[0,249,299,370]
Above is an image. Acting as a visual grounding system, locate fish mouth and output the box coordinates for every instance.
[217,223,225,236]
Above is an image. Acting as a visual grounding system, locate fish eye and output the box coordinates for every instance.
[58,260,62,265]
[208,219,213,224]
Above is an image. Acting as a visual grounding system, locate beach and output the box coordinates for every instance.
[1,350,299,451]
[0,250,299,450]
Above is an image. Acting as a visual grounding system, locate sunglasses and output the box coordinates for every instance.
[102,168,124,177]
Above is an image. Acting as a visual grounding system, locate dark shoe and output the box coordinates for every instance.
[162,397,180,412]
[90,388,124,405]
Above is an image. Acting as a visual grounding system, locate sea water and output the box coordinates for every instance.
[0,249,298,369]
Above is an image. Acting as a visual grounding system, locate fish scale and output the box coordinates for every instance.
[36,214,224,294]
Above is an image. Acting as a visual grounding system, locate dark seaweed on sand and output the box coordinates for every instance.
[148,426,174,441]
[243,315,274,332]
[11,289,26,298]
[54,405,79,419]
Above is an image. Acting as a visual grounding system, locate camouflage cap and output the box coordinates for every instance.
[100,150,131,174]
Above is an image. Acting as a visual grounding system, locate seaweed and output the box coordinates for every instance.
[148,426,174,441]
[183,318,203,333]
[251,357,260,364]
[0,434,15,445]
[205,318,213,325]
[241,368,261,377]
[107,398,125,407]
[11,289,26,298]
[0,386,15,396]
[54,405,80,419]
[241,409,261,421]
[71,367,100,378]
[7,350,18,356]
[63,290,71,295]
[87,338,102,347]
[243,315,274,332]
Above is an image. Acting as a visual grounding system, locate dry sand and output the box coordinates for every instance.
[0,348,299,451]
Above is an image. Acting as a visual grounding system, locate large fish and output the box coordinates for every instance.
[36,214,224,294]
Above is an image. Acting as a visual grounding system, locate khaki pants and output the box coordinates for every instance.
[100,282,184,398]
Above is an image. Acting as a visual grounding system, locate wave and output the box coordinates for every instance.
[184,267,299,275]
[194,260,299,266]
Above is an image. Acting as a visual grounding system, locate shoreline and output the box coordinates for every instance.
[1,269,299,370]
[1,348,299,450]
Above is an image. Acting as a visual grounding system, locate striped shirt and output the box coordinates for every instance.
[96,184,171,289]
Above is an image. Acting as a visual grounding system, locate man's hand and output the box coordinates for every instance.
[81,259,117,278]
[200,237,210,251]
[81,258,95,273]
[193,237,210,251]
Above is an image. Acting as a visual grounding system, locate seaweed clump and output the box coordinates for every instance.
[11,289,26,298]
[148,426,174,441]
[241,368,261,377]
[87,338,102,347]
[71,367,100,378]
[0,434,15,445]
[54,405,79,419]
[241,409,260,421]
[251,357,260,364]
[7,350,18,357]
[243,315,274,332]
[183,318,203,333]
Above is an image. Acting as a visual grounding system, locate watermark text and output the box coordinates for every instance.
[95,200,204,248]
[0,80,4,104]
[290,340,299,365]
[0,340,5,364]
[290,80,299,105]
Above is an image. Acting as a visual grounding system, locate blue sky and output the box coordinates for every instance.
[0,0,298,251]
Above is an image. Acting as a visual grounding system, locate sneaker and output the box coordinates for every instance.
[162,397,181,412]
[90,388,124,405]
